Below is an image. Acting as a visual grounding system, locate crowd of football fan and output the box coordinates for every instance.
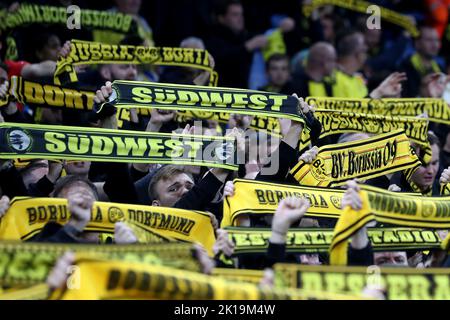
[0,0,450,298]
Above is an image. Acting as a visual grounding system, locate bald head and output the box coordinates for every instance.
[306,42,337,78]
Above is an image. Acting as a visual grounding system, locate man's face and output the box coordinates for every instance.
[22,165,49,188]
[410,144,439,192]
[322,48,337,77]
[267,59,290,87]
[109,64,138,81]
[0,67,7,85]
[219,4,244,33]
[64,161,91,177]
[374,252,408,266]
[37,35,61,62]
[320,17,334,43]
[364,29,381,50]
[152,173,194,207]
[416,28,441,59]
[354,33,368,69]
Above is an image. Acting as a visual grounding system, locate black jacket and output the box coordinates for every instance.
[205,24,254,89]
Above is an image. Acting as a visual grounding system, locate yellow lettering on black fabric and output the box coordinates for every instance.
[0,122,237,171]
[99,81,306,125]
[306,97,450,125]
[303,0,418,37]
[300,110,429,151]
[274,264,450,300]
[0,241,201,287]
[226,227,442,255]
[0,4,133,33]
[54,40,216,86]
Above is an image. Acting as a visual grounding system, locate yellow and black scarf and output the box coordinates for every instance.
[54,39,217,86]
[291,130,421,187]
[49,257,360,300]
[330,184,450,265]
[300,109,429,150]
[0,122,238,170]
[226,226,443,255]
[303,0,419,37]
[306,97,450,125]
[0,241,201,287]
[274,264,450,300]
[0,197,216,255]
[98,80,307,125]
[222,179,345,227]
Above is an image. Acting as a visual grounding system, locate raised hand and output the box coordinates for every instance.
[271,196,311,243]
[370,72,407,98]
[213,229,235,257]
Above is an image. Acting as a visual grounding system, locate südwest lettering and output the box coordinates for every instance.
[44,132,203,158]
[131,87,287,112]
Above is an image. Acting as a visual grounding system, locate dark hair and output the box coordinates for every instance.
[265,53,289,70]
[428,131,441,148]
[214,0,241,16]
[53,175,99,200]
[148,165,193,202]
[335,29,362,57]
[33,32,59,52]
[19,161,48,178]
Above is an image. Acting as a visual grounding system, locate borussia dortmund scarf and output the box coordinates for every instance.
[1,76,282,136]
[330,184,450,265]
[274,264,450,300]
[291,130,421,187]
[97,80,307,126]
[1,76,95,110]
[225,227,443,255]
[0,4,134,34]
[54,40,217,86]
[300,110,429,150]
[222,179,346,227]
[306,97,450,125]
[49,257,360,300]
[303,0,419,37]
[0,241,200,287]
[0,122,237,170]
[0,197,216,255]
